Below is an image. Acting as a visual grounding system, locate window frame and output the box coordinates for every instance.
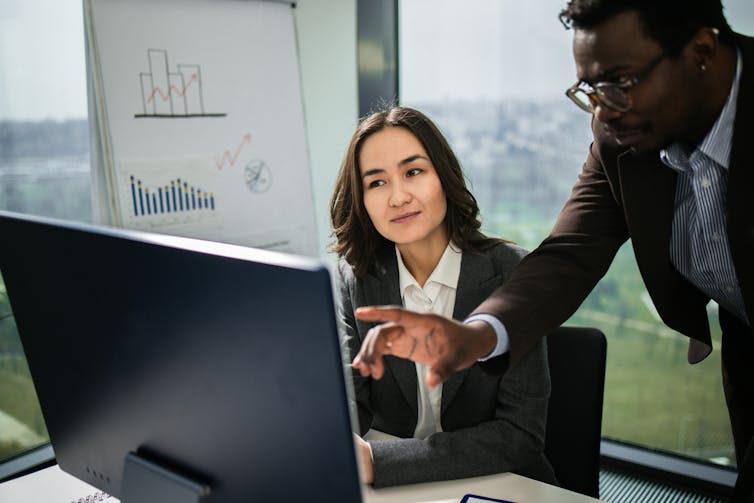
[0,445,55,483]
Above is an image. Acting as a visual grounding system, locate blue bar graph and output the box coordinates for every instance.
[129,175,216,217]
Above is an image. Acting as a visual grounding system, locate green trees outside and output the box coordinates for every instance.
[0,276,49,461]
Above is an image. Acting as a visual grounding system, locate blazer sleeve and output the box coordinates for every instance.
[476,123,630,373]
[335,260,374,434]
[369,338,552,487]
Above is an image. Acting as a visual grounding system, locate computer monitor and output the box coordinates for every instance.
[0,210,363,502]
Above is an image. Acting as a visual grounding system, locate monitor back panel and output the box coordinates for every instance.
[0,211,362,501]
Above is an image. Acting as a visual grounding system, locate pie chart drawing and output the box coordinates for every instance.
[244,159,272,193]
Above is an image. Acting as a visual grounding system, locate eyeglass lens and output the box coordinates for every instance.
[568,85,631,113]
[596,85,631,111]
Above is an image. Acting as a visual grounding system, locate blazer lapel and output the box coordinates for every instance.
[616,147,677,291]
[442,250,502,414]
[617,148,712,361]
[363,248,418,411]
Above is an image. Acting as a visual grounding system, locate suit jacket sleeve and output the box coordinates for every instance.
[476,122,630,373]
[369,338,553,487]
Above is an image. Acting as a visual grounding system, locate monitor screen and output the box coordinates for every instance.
[0,210,363,502]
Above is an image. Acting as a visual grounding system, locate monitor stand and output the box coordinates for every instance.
[121,452,211,503]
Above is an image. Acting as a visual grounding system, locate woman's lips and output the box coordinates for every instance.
[390,211,420,223]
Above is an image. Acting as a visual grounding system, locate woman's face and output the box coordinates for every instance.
[359,126,448,249]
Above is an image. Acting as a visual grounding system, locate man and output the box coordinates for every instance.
[352,1,753,499]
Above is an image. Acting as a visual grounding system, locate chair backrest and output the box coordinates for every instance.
[544,326,607,499]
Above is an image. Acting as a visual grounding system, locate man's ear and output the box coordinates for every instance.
[686,27,720,71]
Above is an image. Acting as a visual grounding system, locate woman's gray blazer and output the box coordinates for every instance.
[336,240,556,487]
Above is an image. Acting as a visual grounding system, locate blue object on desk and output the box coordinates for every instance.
[461,494,516,503]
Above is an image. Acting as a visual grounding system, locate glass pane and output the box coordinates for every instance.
[0,0,90,462]
[400,0,753,467]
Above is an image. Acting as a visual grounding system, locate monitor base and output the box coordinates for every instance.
[121,452,211,503]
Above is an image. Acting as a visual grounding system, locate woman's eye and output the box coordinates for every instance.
[406,168,423,177]
[367,179,385,189]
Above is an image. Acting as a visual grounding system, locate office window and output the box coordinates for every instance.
[0,0,90,462]
[399,0,753,467]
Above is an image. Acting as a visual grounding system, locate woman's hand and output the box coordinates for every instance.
[354,434,374,484]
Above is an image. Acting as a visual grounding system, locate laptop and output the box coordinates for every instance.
[0,210,363,502]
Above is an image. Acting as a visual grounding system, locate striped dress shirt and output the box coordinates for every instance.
[661,51,749,325]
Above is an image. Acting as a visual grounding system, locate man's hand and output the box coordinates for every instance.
[353,306,496,388]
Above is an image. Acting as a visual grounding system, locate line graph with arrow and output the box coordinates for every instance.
[215,133,252,171]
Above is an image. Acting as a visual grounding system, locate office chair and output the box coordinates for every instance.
[544,326,607,499]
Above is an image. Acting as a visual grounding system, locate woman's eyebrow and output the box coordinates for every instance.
[361,167,385,178]
[361,154,428,178]
[398,154,428,166]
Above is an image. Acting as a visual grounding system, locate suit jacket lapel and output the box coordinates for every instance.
[616,147,677,299]
[617,143,712,361]
[363,248,418,412]
[442,250,502,414]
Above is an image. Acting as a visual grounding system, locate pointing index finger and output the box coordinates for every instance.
[354,305,406,323]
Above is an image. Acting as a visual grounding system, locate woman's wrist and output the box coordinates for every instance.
[357,437,374,484]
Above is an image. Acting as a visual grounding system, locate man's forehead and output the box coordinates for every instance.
[571,12,661,81]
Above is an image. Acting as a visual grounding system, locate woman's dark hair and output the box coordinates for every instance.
[559,0,735,56]
[330,106,500,276]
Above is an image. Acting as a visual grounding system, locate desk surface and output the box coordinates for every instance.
[0,464,603,503]
[364,472,603,503]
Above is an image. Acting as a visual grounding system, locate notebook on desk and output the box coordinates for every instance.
[0,210,363,502]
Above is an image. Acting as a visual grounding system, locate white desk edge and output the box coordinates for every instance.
[0,463,604,503]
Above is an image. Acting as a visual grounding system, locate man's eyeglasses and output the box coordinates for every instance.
[565,52,667,113]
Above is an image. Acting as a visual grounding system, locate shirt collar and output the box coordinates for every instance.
[397,242,462,298]
[661,49,742,172]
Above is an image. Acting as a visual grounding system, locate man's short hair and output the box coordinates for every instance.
[559,0,735,55]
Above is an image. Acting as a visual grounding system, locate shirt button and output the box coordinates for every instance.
[725,286,734,293]
[700,177,712,188]
[711,232,722,242]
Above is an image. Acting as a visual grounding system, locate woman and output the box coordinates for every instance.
[330,106,555,487]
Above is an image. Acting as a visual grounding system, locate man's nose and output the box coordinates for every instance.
[593,103,624,125]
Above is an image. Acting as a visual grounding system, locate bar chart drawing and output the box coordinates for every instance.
[135,49,226,118]
[129,175,216,218]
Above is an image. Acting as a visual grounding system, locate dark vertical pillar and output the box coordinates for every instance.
[357,0,399,117]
